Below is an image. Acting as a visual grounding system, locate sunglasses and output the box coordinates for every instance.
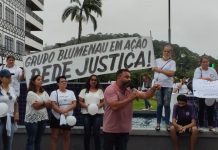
[6,92,12,100]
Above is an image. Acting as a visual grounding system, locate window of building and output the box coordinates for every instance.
[5,35,14,51]
[0,3,2,19]
[17,14,24,30]
[16,40,24,54]
[5,7,14,25]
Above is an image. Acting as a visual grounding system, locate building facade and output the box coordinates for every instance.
[25,0,43,53]
[0,0,43,65]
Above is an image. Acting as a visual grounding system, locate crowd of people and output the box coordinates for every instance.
[0,46,217,150]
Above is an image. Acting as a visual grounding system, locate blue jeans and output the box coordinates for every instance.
[155,87,172,125]
[25,120,47,150]
[0,117,15,150]
[83,114,102,150]
[103,132,129,150]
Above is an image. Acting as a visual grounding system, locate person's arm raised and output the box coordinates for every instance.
[107,92,137,111]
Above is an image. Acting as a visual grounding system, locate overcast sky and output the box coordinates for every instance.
[35,0,218,58]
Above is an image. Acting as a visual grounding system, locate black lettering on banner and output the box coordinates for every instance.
[31,68,40,76]
[109,41,115,52]
[25,52,55,67]
[102,42,109,53]
[109,40,123,51]
[25,57,31,67]
[147,50,151,67]
[118,53,124,70]
[88,44,96,55]
[124,52,134,68]
[38,53,48,65]
[89,56,99,74]
[82,45,89,56]
[135,38,142,49]
[142,39,147,48]
[134,51,145,68]
[131,39,136,49]
[95,43,103,54]
[74,46,84,57]
[109,53,120,71]
[75,58,89,76]
[48,52,55,63]
[51,64,62,81]
[62,61,72,78]
[124,40,131,50]
[42,65,52,83]
[97,55,108,72]
[115,40,123,51]
[31,55,37,66]
[58,49,64,61]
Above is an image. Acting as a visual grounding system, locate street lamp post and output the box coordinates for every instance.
[168,0,171,44]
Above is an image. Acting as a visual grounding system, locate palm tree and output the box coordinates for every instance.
[62,0,102,43]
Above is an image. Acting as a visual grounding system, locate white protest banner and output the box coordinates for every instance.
[193,79,218,98]
[23,37,155,85]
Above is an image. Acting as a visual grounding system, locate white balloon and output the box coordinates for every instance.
[0,103,8,116]
[205,98,215,106]
[88,104,98,115]
[66,116,77,126]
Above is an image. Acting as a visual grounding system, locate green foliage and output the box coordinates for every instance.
[133,98,157,110]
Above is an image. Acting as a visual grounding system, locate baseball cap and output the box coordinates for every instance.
[0,69,14,77]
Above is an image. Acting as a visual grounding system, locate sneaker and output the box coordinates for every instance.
[198,127,205,133]
[166,125,171,132]
[209,127,217,133]
[155,125,160,131]
[142,108,149,111]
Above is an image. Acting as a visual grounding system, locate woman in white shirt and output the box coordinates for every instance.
[50,76,77,150]
[24,75,51,150]
[152,45,176,131]
[173,76,189,94]
[0,69,17,150]
[79,74,104,150]
[193,55,218,131]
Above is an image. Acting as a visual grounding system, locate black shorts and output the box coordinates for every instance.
[50,113,72,130]
[176,128,192,136]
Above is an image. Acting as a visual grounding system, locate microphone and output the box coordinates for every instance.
[129,83,139,101]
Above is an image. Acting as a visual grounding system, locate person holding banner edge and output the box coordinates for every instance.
[79,74,104,150]
[152,44,176,131]
[193,55,218,132]
[0,55,24,123]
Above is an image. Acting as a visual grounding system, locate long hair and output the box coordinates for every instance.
[85,74,100,93]
[28,75,44,93]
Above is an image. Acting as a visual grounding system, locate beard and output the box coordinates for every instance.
[121,80,131,88]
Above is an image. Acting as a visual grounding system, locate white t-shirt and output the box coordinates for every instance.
[174,83,189,94]
[0,86,16,117]
[50,89,76,119]
[153,58,176,87]
[25,91,49,123]
[79,88,104,114]
[194,67,218,80]
[0,65,23,97]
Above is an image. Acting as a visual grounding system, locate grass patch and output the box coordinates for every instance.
[133,97,157,111]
